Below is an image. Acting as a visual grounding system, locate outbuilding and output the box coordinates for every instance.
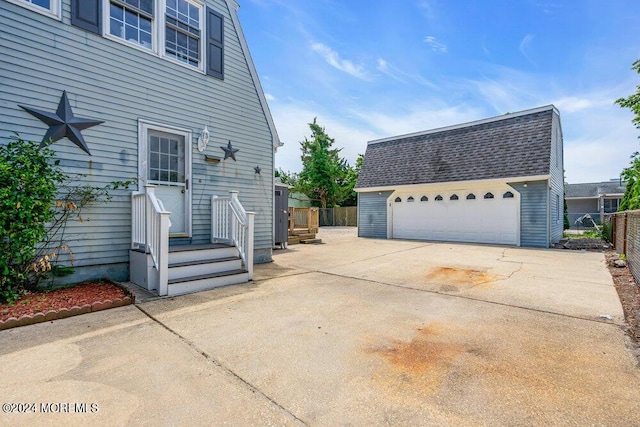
[355,105,564,248]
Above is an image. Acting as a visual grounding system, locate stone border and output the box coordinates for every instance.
[0,284,135,331]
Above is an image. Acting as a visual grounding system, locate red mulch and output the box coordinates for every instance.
[0,282,128,322]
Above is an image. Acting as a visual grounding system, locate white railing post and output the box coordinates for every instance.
[157,211,170,296]
[145,185,156,254]
[246,211,255,280]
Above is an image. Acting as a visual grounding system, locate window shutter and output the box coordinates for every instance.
[71,0,101,35]
[206,8,224,79]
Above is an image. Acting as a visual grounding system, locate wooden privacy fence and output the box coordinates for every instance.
[288,207,319,233]
[318,207,358,226]
[606,210,640,283]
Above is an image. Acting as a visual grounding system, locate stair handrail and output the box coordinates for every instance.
[211,191,255,280]
[131,185,171,296]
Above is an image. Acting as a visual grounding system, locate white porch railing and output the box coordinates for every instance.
[211,191,255,279]
[131,185,171,296]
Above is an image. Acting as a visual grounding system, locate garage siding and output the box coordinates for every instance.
[509,181,549,247]
[358,191,392,238]
[549,113,565,244]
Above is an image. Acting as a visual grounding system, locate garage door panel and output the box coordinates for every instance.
[392,189,518,245]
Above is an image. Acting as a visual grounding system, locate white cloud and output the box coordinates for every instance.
[424,36,447,53]
[519,33,536,64]
[376,57,437,89]
[310,42,370,80]
[265,93,275,101]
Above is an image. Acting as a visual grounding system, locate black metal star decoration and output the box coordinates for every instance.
[254,165,261,174]
[220,140,239,161]
[19,90,104,155]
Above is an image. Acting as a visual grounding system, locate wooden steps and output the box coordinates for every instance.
[288,228,322,245]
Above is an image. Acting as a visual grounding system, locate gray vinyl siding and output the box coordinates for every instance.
[509,181,549,248]
[358,191,392,238]
[549,111,564,244]
[0,0,275,281]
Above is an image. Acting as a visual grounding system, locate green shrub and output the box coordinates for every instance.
[0,138,134,303]
[0,138,65,302]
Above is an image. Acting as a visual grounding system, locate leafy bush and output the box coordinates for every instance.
[0,138,65,302]
[0,138,134,303]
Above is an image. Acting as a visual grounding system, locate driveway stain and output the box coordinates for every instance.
[366,324,466,396]
[426,266,498,290]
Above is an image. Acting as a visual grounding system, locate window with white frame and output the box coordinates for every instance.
[164,0,201,67]
[108,0,154,49]
[6,0,61,19]
[106,0,204,69]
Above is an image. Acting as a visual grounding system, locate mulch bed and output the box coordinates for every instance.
[604,251,640,359]
[0,281,133,330]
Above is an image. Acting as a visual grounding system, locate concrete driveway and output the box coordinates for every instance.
[1,228,639,426]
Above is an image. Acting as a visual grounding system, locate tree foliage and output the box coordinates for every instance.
[297,118,356,208]
[617,60,640,211]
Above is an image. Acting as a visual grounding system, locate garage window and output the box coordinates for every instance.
[435,195,443,201]
[484,192,494,199]
[450,194,459,200]
[466,193,476,200]
[503,191,514,199]
[420,196,428,202]
[394,197,401,203]
[407,196,414,202]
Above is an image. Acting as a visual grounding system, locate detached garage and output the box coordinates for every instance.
[355,105,564,248]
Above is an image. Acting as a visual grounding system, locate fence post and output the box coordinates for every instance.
[624,212,628,255]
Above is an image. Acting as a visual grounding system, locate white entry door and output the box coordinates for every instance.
[140,121,192,237]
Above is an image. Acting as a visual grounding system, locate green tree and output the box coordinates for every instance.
[339,154,364,207]
[616,59,640,211]
[275,168,298,187]
[297,118,349,208]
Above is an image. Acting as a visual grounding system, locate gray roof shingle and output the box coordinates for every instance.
[356,106,555,189]
[565,181,625,198]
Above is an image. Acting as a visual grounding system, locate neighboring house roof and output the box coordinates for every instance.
[356,105,557,190]
[565,181,625,199]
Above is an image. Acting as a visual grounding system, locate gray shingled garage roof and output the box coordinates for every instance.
[356,106,554,189]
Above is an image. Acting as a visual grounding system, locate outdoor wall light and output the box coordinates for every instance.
[197,126,210,152]
[523,183,528,188]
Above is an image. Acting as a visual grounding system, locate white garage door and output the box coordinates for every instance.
[392,188,518,245]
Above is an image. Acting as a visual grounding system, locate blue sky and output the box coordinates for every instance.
[239,0,640,184]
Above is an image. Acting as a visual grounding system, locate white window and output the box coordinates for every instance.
[6,0,61,19]
[164,0,202,67]
[108,0,154,49]
[105,0,204,70]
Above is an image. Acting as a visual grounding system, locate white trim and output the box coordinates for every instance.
[225,0,281,152]
[138,119,193,237]
[369,105,559,145]
[355,175,551,193]
[6,0,61,20]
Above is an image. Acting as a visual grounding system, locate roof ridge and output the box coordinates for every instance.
[368,104,557,145]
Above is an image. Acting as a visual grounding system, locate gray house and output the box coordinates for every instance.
[355,105,564,248]
[565,180,625,227]
[1,0,280,296]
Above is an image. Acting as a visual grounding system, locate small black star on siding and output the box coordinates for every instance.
[19,91,104,155]
[220,140,239,161]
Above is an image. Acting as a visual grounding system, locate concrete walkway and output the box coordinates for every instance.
[1,228,639,426]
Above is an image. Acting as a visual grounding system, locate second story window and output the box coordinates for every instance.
[7,0,61,19]
[165,0,201,67]
[109,0,154,49]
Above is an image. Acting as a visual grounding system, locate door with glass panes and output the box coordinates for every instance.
[147,129,190,236]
